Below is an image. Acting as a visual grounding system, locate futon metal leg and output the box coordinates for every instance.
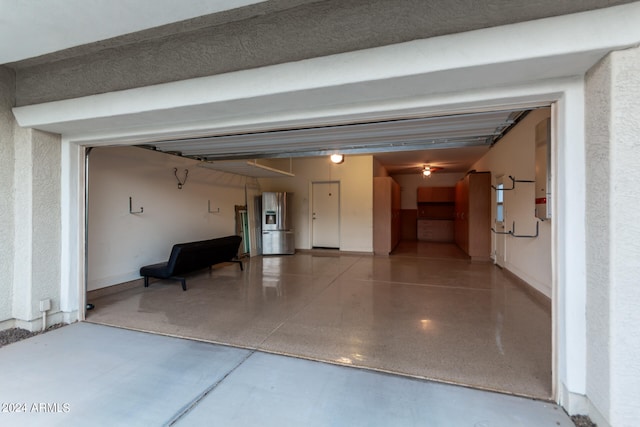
[168,276,187,291]
[144,276,149,287]
[233,260,244,271]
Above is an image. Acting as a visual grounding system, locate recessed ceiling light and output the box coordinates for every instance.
[330,154,344,164]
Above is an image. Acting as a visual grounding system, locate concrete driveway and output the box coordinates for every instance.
[0,323,572,426]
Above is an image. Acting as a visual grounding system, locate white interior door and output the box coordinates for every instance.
[312,182,340,248]
[494,178,507,268]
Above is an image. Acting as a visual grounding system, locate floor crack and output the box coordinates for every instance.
[164,349,256,426]
[255,255,363,348]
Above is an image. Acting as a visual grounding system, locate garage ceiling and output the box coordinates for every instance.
[142,108,528,176]
[198,159,295,178]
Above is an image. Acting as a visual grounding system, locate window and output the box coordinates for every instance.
[496,183,504,223]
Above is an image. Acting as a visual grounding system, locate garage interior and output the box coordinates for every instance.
[5,1,640,424]
[84,105,553,400]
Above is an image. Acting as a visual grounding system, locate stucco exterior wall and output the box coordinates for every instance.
[11,125,34,322]
[31,130,61,317]
[585,51,612,424]
[607,46,640,427]
[585,46,640,426]
[0,66,15,325]
[610,45,640,426]
[11,0,637,106]
[11,125,62,328]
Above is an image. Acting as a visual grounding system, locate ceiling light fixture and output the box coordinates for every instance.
[422,166,431,177]
[330,154,344,164]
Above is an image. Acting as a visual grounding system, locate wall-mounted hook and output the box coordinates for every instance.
[208,200,220,214]
[174,168,189,189]
[491,175,535,191]
[129,197,143,214]
[511,220,539,238]
[491,227,512,235]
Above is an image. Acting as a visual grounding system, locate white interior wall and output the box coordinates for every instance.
[59,140,83,321]
[372,157,389,177]
[554,80,588,415]
[258,155,373,252]
[472,108,552,297]
[244,182,262,257]
[87,146,252,290]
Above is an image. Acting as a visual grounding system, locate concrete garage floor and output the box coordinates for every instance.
[0,323,571,427]
[86,243,552,400]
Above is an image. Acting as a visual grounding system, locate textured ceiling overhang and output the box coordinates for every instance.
[9,0,639,105]
[12,2,640,148]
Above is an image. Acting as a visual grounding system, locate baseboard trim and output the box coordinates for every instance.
[7,311,71,332]
[558,383,610,427]
[0,318,17,332]
[87,278,144,299]
[297,248,373,257]
[558,382,589,415]
[587,400,610,427]
[503,267,551,313]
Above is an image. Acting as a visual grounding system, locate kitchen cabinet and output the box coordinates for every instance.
[400,209,418,241]
[417,186,455,203]
[454,172,491,260]
[373,177,401,255]
[416,186,455,242]
[417,219,455,242]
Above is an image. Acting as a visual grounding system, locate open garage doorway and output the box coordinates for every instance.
[82,105,554,400]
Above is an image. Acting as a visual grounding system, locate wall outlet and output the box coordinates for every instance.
[39,299,51,312]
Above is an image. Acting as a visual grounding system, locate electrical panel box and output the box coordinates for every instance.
[39,299,51,312]
[535,118,551,220]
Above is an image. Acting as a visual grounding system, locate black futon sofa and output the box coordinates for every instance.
[140,235,243,291]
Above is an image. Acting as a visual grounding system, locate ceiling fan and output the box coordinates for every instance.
[421,164,442,177]
[390,161,443,176]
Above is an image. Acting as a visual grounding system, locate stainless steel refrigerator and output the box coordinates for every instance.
[260,192,295,255]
